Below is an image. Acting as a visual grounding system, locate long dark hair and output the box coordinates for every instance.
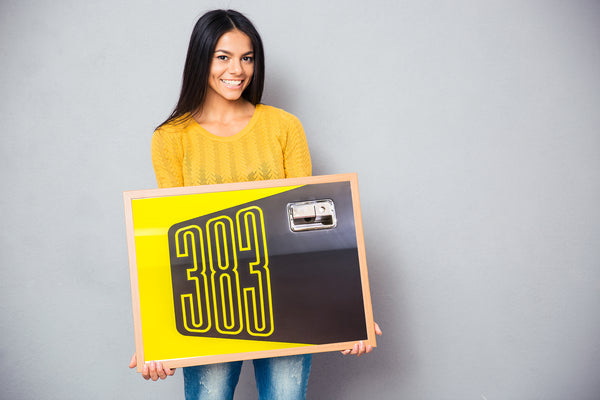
[158,9,265,128]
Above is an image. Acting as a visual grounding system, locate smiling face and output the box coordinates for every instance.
[206,30,255,104]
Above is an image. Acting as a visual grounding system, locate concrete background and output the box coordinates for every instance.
[1,0,599,398]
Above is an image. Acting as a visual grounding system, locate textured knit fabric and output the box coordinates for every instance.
[151,104,312,188]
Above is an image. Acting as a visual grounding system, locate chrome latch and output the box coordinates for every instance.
[287,199,337,232]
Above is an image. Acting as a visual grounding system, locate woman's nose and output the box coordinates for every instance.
[228,59,242,74]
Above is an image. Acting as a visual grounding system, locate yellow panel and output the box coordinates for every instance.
[132,185,308,360]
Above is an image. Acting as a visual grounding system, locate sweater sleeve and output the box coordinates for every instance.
[283,115,312,178]
[151,128,184,188]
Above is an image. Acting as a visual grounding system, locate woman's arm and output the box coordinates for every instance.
[151,128,184,188]
[282,115,312,178]
[128,128,183,381]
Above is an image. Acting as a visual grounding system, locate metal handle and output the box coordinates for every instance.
[287,199,337,232]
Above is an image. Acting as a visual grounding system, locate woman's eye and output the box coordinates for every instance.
[242,56,254,62]
[217,55,228,61]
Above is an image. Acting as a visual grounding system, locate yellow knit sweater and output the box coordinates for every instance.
[151,104,312,188]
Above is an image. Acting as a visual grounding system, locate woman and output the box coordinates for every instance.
[129,9,381,399]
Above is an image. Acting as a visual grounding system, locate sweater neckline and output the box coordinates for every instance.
[190,104,263,142]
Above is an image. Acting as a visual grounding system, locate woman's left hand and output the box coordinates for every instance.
[341,322,382,357]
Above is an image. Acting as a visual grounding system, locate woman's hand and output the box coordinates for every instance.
[341,322,382,357]
[129,354,176,381]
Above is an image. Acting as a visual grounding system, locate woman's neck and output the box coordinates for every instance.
[193,96,256,137]
[194,94,254,124]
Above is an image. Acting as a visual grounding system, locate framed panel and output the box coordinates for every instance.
[124,173,376,371]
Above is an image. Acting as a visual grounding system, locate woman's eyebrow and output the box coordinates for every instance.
[214,49,254,56]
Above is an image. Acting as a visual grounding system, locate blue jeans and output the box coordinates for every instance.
[183,354,312,400]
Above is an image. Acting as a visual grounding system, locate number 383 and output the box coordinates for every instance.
[170,206,274,337]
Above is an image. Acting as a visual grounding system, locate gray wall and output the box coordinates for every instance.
[1,0,599,399]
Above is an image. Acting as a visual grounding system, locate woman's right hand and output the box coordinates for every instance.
[129,354,176,381]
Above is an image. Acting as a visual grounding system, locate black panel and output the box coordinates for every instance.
[167,182,367,344]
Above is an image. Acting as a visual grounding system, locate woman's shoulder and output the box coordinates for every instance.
[153,115,195,137]
[257,104,301,125]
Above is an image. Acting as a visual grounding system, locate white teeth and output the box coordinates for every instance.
[222,79,242,85]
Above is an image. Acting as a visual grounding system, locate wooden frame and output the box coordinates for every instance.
[124,173,376,371]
